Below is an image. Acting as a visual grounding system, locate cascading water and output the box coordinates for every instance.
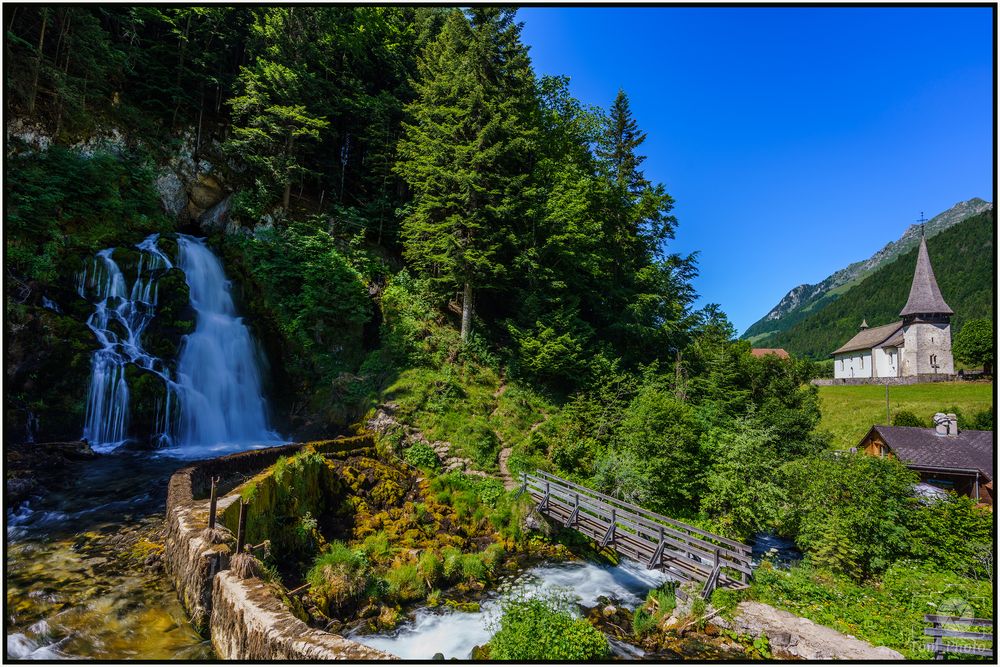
[171,235,277,453]
[81,237,174,450]
[79,233,279,455]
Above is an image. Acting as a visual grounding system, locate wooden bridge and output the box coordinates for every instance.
[519,471,753,598]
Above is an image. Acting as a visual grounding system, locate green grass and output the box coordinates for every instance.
[381,360,553,471]
[817,382,993,449]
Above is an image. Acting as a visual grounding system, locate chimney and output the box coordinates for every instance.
[860,319,869,330]
[947,413,959,436]
[933,412,949,436]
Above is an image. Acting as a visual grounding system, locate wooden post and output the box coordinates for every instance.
[207,475,220,530]
[235,501,248,554]
[932,619,943,660]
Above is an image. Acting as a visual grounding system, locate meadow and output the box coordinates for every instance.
[816,381,994,449]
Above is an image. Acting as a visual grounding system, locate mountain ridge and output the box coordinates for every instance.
[742,197,993,342]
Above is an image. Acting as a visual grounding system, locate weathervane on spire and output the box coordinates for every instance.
[917,212,928,237]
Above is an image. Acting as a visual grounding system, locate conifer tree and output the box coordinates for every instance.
[395,8,536,342]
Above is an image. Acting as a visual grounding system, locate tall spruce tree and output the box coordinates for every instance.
[395,8,536,342]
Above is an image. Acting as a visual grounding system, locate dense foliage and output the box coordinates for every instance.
[953,318,994,374]
[487,590,610,661]
[754,211,994,358]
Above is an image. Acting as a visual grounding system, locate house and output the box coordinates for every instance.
[857,413,993,505]
[831,235,954,380]
[750,348,790,359]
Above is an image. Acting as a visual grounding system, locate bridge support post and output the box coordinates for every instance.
[537,481,550,513]
[515,472,527,498]
[565,493,580,527]
[600,508,616,547]
[648,525,666,569]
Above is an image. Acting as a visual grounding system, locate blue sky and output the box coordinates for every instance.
[518,6,994,335]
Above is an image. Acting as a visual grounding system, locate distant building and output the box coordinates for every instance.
[831,235,954,379]
[857,413,992,505]
[750,348,790,359]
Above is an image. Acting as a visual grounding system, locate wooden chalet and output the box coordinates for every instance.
[858,415,993,505]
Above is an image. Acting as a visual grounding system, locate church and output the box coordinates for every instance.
[831,235,954,380]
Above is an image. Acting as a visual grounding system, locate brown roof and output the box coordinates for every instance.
[869,425,993,481]
[899,237,953,317]
[880,330,904,348]
[751,348,790,359]
[831,321,903,355]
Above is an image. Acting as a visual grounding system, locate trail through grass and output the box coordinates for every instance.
[816,382,993,448]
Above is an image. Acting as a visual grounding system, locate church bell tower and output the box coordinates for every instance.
[899,232,954,376]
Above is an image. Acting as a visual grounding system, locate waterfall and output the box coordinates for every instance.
[82,242,170,450]
[173,235,277,450]
[80,233,278,455]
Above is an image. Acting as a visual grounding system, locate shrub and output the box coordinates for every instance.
[482,543,505,572]
[632,607,655,637]
[892,410,926,427]
[384,563,426,602]
[307,541,370,615]
[906,493,993,578]
[417,550,443,587]
[361,531,394,563]
[442,546,463,581]
[460,553,489,583]
[488,590,610,661]
[403,442,440,471]
[971,408,993,430]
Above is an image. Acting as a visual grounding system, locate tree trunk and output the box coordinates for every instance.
[28,8,48,114]
[461,282,473,343]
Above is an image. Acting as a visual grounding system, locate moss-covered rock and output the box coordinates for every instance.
[143,267,195,363]
[124,363,169,445]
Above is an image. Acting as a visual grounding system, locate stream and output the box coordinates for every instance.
[354,559,672,660]
[6,454,212,660]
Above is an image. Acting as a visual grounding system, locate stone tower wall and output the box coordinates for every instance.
[901,321,954,376]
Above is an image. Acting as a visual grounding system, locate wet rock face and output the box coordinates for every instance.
[5,303,96,443]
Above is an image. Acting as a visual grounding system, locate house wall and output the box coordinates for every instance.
[873,346,900,378]
[901,322,954,376]
[834,350,873,379]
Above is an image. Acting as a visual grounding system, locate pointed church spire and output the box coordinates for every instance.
[899,236,953,317]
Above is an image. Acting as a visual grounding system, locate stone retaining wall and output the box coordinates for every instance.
[163,436,395,659]
[211,572,393,660]
[811,374,957,387]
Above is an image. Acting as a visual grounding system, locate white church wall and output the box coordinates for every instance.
[834,351,873,379]
[873,346,900,378]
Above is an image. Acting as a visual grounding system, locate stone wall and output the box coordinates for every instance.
[163,436,395,659]
[811,374,956,387]
[210,572,394,660]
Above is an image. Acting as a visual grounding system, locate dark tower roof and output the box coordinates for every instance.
[899,236,953,317]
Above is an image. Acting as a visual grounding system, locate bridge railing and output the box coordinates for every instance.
[521,470,753,589]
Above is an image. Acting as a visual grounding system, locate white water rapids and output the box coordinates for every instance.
[355,558,672,660]
[80,233,280,456]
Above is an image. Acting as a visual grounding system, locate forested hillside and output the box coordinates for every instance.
[742,198,993,343]
[753,210,994,359]
[5,8,992,658]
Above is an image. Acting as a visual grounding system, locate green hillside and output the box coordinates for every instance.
[757,209,994,359]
